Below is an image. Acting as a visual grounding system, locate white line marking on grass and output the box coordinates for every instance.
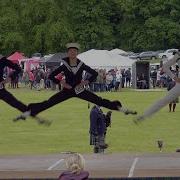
[128,157,138,177]
[47,159,64,170]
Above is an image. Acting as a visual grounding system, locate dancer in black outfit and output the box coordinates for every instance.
[15,43,137,121]
[0,55,28,113]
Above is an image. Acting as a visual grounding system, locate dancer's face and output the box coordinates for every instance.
[68,48,78,60]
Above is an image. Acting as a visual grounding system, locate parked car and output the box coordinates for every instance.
[158,49,178,59]
[129,53,140,59]
[150,63,160,71]
[31,52,42,58]
[136,51,158,60]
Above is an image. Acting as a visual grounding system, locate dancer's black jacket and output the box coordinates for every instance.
[0,56,27,112]
[0,57,21,83]
[49,57,98,88]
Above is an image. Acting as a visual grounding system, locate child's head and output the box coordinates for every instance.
[65,153,85,174]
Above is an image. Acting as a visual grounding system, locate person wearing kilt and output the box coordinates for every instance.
[89,133,98,152]
[167,78,179,112]
[89,105,108,153]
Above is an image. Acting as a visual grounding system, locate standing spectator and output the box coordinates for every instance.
[59,153,89,180]
[167,79,178,112]
[94,70,100,92]
[34,67,44,91]
[99,69,105,92]
[112,70,116,91]
[29,71,35,89]
[89,105,108,153]
[44,69,51,89]
[22,71,29,87]
[9,70,19,88]
[156,69,162,87]
[35,71,42,90]
[115,70,122,91]
[9,70,15,88]
[150,69,157,88]
[121,69,126,88]
[125,68,131,87]
[106,72,113,91]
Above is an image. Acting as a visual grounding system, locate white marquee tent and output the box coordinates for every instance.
[78,49,136,70]
[110,48,128,56]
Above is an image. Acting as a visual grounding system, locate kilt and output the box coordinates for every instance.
[170,97,179,103]
[90,134,105,146]
[90,134,98,145]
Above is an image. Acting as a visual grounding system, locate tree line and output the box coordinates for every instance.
[0,0,179,56]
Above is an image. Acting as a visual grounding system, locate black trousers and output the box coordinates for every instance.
[29,89,122,116]
[0,88,27,112]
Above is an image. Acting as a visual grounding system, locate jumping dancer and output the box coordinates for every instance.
[135,50,180,123]
[0,55,28,114]
[15,43,137,121]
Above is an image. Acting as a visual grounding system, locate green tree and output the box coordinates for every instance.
[66,0,115,50]
[0,0,179,55]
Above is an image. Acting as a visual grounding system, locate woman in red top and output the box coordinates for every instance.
[28,71,35,89]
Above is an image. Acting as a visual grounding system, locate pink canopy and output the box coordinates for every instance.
[7,52,25,63]
[21,58,40,72]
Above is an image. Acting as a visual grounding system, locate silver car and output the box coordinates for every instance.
[136,51,158,60]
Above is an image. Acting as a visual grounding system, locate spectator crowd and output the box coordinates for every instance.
[3,66,132,92]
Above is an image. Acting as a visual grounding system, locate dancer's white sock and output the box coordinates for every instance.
[23,111,31,117]
[118,107,128,113]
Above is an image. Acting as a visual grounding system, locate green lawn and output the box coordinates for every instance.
[0,88,179,155]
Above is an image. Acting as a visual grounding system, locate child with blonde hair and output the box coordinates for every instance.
[59,153,89,180]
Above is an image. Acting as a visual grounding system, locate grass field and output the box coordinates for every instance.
[0,87,179,155]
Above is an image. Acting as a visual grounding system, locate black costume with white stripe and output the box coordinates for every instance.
[28,57,122,116]
[0,57,27,112]
[49,57,97,88]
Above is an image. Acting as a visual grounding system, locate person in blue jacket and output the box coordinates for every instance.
[89,105,109,153]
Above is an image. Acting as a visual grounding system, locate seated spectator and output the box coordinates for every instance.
[137,73,147,89]
[59,153,89,180]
